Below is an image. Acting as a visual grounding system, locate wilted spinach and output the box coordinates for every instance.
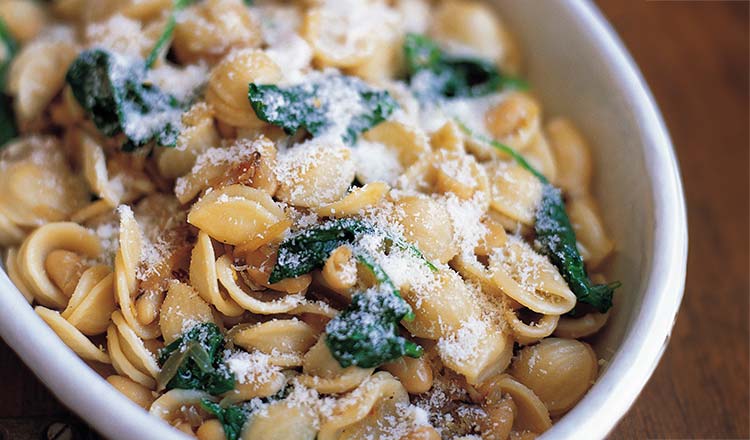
[200,400,249,440]
[199,384,289,440]
[325,287,423,368]
[458,122,619,313]
[66,49,183,151]
[403,33,527,100]
[268,218,435,284]
[157,322,234,395]
[248,74,398,144]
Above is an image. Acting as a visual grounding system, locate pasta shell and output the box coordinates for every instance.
[188,185,284,246]
[36,306,110,364]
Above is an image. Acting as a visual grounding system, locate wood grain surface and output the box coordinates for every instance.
[0,1,748,439]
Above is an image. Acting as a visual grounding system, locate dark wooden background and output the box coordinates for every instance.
[1,1,748,439]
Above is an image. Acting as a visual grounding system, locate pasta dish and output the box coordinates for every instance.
[0,0,619,439]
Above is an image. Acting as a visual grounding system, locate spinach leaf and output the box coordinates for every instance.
[199,383,289,440]
[458,122,620,313]
[268,218,435,284]
[403,33,527,99]
[66,49,183,151]
[269,218,372,283]
[200,400,248,440]
[145,0,196,68]
[325,287,423,368]
[0,18,17,147]
[157,322,234,395]
[248,74,398,144]
[268,218,425,368]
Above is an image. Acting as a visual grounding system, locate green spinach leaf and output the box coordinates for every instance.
[248,74,398,144]
[268,218,435,284]
[267,218,425,368]
[66,49,183,151]
[325,287,423,368]
[199,383,290,440]
[458,122,620,313]
[0,18,17,147]
[403,33,527,99]
[157,322,235,395]
[200,400,249,440]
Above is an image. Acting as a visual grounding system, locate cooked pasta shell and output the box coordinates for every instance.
[299,338,374,394]
[510,338,598,417]
[554,311,610,339]
[206,49,281,128]
[568,196,615,270]
[7,38,76,123]
[63,265,116,335]
[302,1,386,69]
[430,120,465,153]
[220,372,286,406]
[4,247,33,302]
[36,306,110,364]
[107,375,156,410]
[393,194,457,264]
[107,323,156,389]
[79,131,121,207]
[0,1,46,43]
[317,371,409,440]
[215,255,311,315]
[276,142,356,208]
[190,231,244,316]
[488,236,576,316]
[484,92,541,153]
[0,137,88,228]
[241,398,318,440]
[172,0,262,64]
[486,160,543,226]
[429,0,513,65]
[159,282,215,345]
[363,121,430,169]
[114,206,161,340]
[478,374,551,434]
[315,182,389,218]
[437,317,514,386]
[157,102,221,180]
[18,222,101,308]
[545,118,592,198]
[150,389,216,423]
[112,311,160,378]
[504,309,559,346]
[231,320,318,367]
[188,185,285,246]
[522,132,558,183]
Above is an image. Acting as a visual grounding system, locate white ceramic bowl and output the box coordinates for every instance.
[0,1,687,439]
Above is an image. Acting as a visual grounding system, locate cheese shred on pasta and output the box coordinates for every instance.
[0,1,617,439]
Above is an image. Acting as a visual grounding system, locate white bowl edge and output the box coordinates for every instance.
[0,1,688,440]
[532,1,688,438]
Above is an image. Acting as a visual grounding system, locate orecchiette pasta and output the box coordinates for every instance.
[1,1,619,438]
[7,37,77,124]
[509,338,598,417]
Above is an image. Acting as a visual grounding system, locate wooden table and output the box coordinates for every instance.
[598,0,749,438]
[1,1,748,439]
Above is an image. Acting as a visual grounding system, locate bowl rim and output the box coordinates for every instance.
[540,1,687,438]
[0,1,687,439]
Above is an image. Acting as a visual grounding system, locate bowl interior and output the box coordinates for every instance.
[0,1,687,439]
